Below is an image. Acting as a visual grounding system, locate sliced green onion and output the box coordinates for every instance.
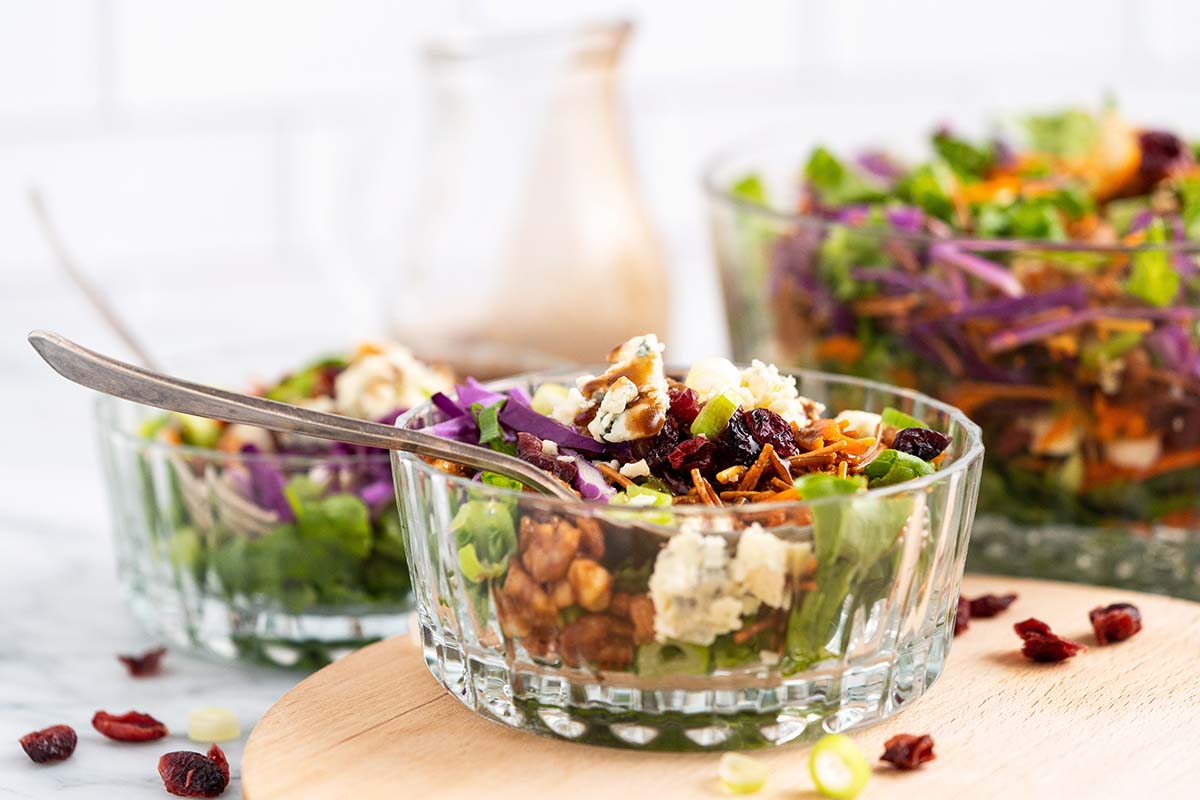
[717,752,769,794]
[880,406,928,430]
[635,641,711,678]
[690,389,741,439]
[809,734,870,799]
[531,383,569,416]
[624,484,673,506]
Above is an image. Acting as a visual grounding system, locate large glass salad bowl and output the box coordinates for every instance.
[706,109,1200,599]
[392,368,983,751]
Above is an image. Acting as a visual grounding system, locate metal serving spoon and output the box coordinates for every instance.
[28,330,578,501]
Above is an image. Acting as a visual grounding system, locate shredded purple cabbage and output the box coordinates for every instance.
[240,444,295,521]
[498,390,605,453]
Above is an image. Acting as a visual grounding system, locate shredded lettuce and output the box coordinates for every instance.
[1022,108,1099,158]
[805,147,887,206]
[932,130,994,179]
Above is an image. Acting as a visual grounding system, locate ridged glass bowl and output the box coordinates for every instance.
[97,397,413,669]
[705,136,1200,600]
[392,368,983,751]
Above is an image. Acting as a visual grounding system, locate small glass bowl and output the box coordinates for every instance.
[392,368,983,751]
[705,134,1200,599]
[97,397,412,669]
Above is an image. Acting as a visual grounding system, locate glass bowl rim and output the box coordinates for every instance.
[392,363,985,518]
[94,395,392,467]
[701,130,1200,254]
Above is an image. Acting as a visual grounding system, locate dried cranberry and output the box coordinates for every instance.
[892,427,952,461]
[1138,130,1189,184]
[514,432,578,484]
[92,710,168,742]
[880,733,936,770]
[207,744,230,784]
[667,436,714,472]
[158,749,228,798]
[635,415,683,469]
[1013,617,1086,663]
[19,725,77,764]
[1089,603,1142,645]
[716,410,761,467]
[117,646,167,677]
[744,408,799,457]
[667,385,702,424]
[968,593,1017,618]
[953,596,970,636]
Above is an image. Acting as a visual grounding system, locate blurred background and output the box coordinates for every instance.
[4,0,1199,549]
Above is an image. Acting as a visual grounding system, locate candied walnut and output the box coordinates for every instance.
[117,646,167,677]
[609,591,632,618]
[92,710,168,741]
[19,724,76,764]
[568,559,613,612]
[1089,603,1142,645]
[158,749,228,797]
[880,733,936,770]
[550,578,576,609]
[519,516,580,583]
[1014,617,1086,662]
[953,596,970,636]
[576,517,605,560]
[559,614,634,670]
[627,594,656,645]
[494,559,557,639]
[968,593,1017,618]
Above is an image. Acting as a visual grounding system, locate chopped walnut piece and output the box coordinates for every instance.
[576,517,605,560]
[519,516,580,583]
[568,559,613,612]
[627,594,656,645]
[494,559,557,639]
[550,578,576,609]
[559,614,634,669]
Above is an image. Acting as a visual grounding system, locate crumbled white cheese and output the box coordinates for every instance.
[550,386,590,427]
[685,356,823,427]
[1105,436,1162,470]
[649,531,745,646]
[731,525,791,612]
[625,493,661,507]
[649,524,795,646]
[759,650,781,666]
[587,376,640,441]
[834,409,882,439]
[579,334,670,443]
[540,440,559,457]
[334,343,451,420]
[619,459,652,479]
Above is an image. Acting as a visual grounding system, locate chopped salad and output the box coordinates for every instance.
[140,342,452,616]
[726,106,1200,530]
[417,333,955,674]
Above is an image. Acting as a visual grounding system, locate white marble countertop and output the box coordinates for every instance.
[0,374,300,799]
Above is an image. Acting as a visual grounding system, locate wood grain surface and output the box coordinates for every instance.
[243,576,1200,799]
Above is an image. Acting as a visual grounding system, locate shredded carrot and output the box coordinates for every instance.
[1033,409,1082,454]
[596,462,634,488]
[767,449,793,483]
[733,616,776,644]
[840,436,877,455]
[738,444,775,491]
[691,468,722,506]
[838,460,848,479]
[948,382,1071,415]
[716,465,746,485]
[815,335,864,365]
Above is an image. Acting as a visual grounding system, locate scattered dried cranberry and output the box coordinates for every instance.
[1089,603,1142,645]
[667,436,714,472]
[117,646,167,677]
[880,733,936,770]
[635,415,683,470]
[953,596,970,636]
[716,410,761,467]
[92,710,168,742]
[667,385,702,424]
[19,725,77,764]
[207,744,230,784]
[158,749,228,797]
[892,427,952,461]
[968,593,1017,618]
[1014,618,1086,663]
[744,408,799,457]
[515,432,578,484]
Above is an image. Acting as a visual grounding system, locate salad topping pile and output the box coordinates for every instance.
[727,106,1200,529]
[418,334,954,672]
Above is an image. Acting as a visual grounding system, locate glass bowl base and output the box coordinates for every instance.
[418,620,952,751]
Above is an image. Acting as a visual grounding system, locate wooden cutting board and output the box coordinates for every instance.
[242,576,1200,799]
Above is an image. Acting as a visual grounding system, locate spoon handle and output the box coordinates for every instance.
[28,330,577,500]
